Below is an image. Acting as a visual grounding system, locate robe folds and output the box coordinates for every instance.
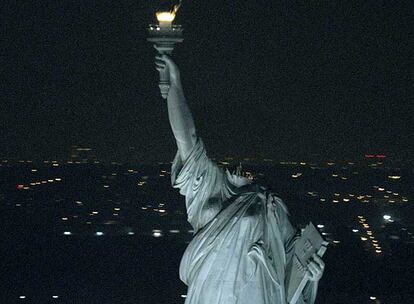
[171,137,318,304]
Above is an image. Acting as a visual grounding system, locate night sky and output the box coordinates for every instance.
[2,1,412,162]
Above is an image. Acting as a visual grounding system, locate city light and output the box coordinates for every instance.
[383,215,391,221]
[152,230,163,237]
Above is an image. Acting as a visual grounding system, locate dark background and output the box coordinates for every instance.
[2,0,413,162]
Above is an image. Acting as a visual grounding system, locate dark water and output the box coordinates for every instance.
[2,230,413,304]
[1,161,414,303]
[3,234,186,304]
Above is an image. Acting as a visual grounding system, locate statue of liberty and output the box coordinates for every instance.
[154,54,325,304]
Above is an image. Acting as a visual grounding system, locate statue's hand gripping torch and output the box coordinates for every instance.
[147,7,183,99]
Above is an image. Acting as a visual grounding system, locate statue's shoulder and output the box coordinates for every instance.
[258,186,290,216]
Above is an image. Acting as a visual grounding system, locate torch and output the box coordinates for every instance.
[147,1,183,99]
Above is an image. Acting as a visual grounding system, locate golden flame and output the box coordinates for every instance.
[156,11,176,22]
[156,0,182,23]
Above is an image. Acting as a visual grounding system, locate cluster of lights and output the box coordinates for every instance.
[155,229,194,237]
[280,161,299,165]
[373,186,408,203]
[310,188,409,204]
[365,154,386,159]
[137,181,147,187]
[60,204,126,223]
[16,177,63,190]
[357,215,382,255]
[311,192,366,203]
[67,160,100,164]
[42,160,61,164]
[315,224,339,244]
[62,229,191,237]
[139,203,168,214]
[68,229,187,237]
[19,295,60,299]
[331,173,349,180]
[159,170,170,177]
[149,25,181,31]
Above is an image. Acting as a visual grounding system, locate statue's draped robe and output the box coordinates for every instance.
[171,137,318,304]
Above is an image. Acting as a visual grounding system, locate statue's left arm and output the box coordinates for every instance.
[275,199,325,304]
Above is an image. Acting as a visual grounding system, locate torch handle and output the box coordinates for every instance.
[158,64,170,99]
[156,48,173,99]
[151,41,180,99]
[148,24,183,99]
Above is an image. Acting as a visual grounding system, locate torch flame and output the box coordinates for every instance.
[156,11,176,22]
[172,0,182,15]
[156,0,182,23]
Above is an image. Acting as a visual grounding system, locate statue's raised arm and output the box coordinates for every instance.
[155,54,196,161]
[155,54,244,233]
